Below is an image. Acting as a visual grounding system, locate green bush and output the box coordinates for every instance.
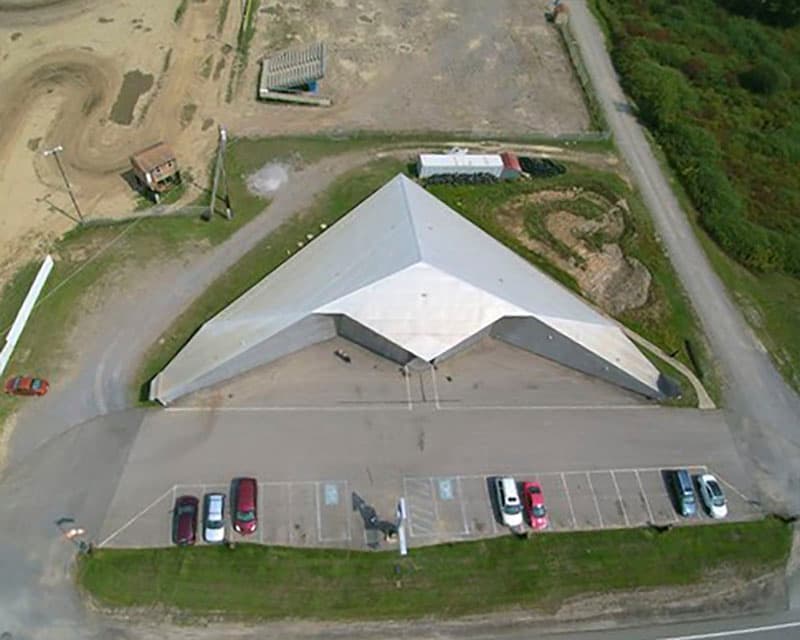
[596,0,800,278]
[739,62,789,94]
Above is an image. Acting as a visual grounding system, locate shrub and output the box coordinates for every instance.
[739,62,789,94]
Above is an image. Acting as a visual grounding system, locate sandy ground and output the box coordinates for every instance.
[0,0,588,283]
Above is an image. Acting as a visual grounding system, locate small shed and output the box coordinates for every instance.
[130,142,181,200]
[417,153,504,179]
[500,152,522,180]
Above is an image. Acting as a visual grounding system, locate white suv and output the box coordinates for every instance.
[494,476,524,529]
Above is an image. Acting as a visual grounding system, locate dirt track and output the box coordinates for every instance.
[0,0,588,281]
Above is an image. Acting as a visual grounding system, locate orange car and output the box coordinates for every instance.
[4,376,49,397]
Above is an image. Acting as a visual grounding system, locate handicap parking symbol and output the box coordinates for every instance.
[438,478,454,501]
[324,483,339,506]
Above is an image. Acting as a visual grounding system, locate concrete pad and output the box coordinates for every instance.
[589,471,628,529]
[288,482,317,546]
[178,338,415,409]
[535,473,576,532]
[431,476,470,537]
[317,481,351,543]
[458,476,498,537]
[613,471,651,527]
[564,472,603,529]
[431,339,646,409]
[403,477,438,539]
[637,469,678,526]
[261,483,291,545]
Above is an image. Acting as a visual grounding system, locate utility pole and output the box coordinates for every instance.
[42,145,84,224]
[206,125,232,221]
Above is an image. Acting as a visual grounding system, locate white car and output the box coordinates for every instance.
[697,474,728,519]
[203,493,226,543]
[494,476,524,529]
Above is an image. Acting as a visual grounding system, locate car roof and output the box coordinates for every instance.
[236,478,257,505]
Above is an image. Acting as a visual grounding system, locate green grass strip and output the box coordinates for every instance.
[78,518,791,621]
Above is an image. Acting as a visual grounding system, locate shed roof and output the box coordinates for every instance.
[130,142,176,172]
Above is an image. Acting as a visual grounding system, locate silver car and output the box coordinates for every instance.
[203,493,226,543]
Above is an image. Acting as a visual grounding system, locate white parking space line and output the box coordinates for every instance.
[258,484,265,544]
[288,483,294,544]
[166,405,411,413]
[403,366,413,411]
[456,476,469,535]
[99,485,175,548]
[561,472,578,529]
[635,469,655,523]
[169,485,176,545]
[430,365,441,410]
[437,404,653,412]
[585,472,605,528]
[610,470,629,527]
[429,477,441,523]
[314,481,322,544]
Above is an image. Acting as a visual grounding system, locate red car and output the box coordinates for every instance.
[232,477,258,535]
[522,481,549,530]
[4,376,49,397]
[172,495,199,546]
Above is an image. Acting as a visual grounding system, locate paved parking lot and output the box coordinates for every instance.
[98,338,760,551]
[177,337,650,412]
[99,465,761,550]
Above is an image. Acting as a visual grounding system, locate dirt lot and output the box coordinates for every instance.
[0,0,588,281]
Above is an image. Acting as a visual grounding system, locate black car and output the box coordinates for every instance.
[172,495,199,546]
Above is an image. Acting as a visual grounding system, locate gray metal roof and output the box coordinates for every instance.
[150,175,665,403]
[259,42,325,91]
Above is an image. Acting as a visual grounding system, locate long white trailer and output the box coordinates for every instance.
[417,153,504,179]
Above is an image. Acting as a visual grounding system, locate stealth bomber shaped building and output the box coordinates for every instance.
[150,174,678,404]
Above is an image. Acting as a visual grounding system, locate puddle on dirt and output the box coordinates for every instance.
[109,70,154,126]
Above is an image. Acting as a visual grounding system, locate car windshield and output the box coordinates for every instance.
[207,519,223,528]
[532,505,546,517]
[236,510,255,522]
[178,505,195,515]
[31,379,41,390]
[504,504,522,515]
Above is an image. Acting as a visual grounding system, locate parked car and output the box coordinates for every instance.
[670,469,697,517]
[697,473,728,519]
[4,376,49,397]
[493,476,524,529]
[522,481,549,530]
[203,493,226,543]
[172,495,198,546]
[232,477,258,535]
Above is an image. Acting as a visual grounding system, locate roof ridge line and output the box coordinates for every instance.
[398,175,423,263]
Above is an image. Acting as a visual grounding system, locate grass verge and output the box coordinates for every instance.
[426,166,719,403]
[77,518,791,621]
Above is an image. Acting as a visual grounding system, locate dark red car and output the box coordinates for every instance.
[232,477,258,535]
[4,376,49,397]
[522,481,549,531]
[172,495,199,546]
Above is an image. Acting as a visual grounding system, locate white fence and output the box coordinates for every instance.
[0,255,54,376]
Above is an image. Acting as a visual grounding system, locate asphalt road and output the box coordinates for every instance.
[570,1,800,514]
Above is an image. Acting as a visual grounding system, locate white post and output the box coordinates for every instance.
[0,255,54,376]
[397,497,408,557]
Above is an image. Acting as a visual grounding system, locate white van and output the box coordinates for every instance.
[494,476,524,528]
